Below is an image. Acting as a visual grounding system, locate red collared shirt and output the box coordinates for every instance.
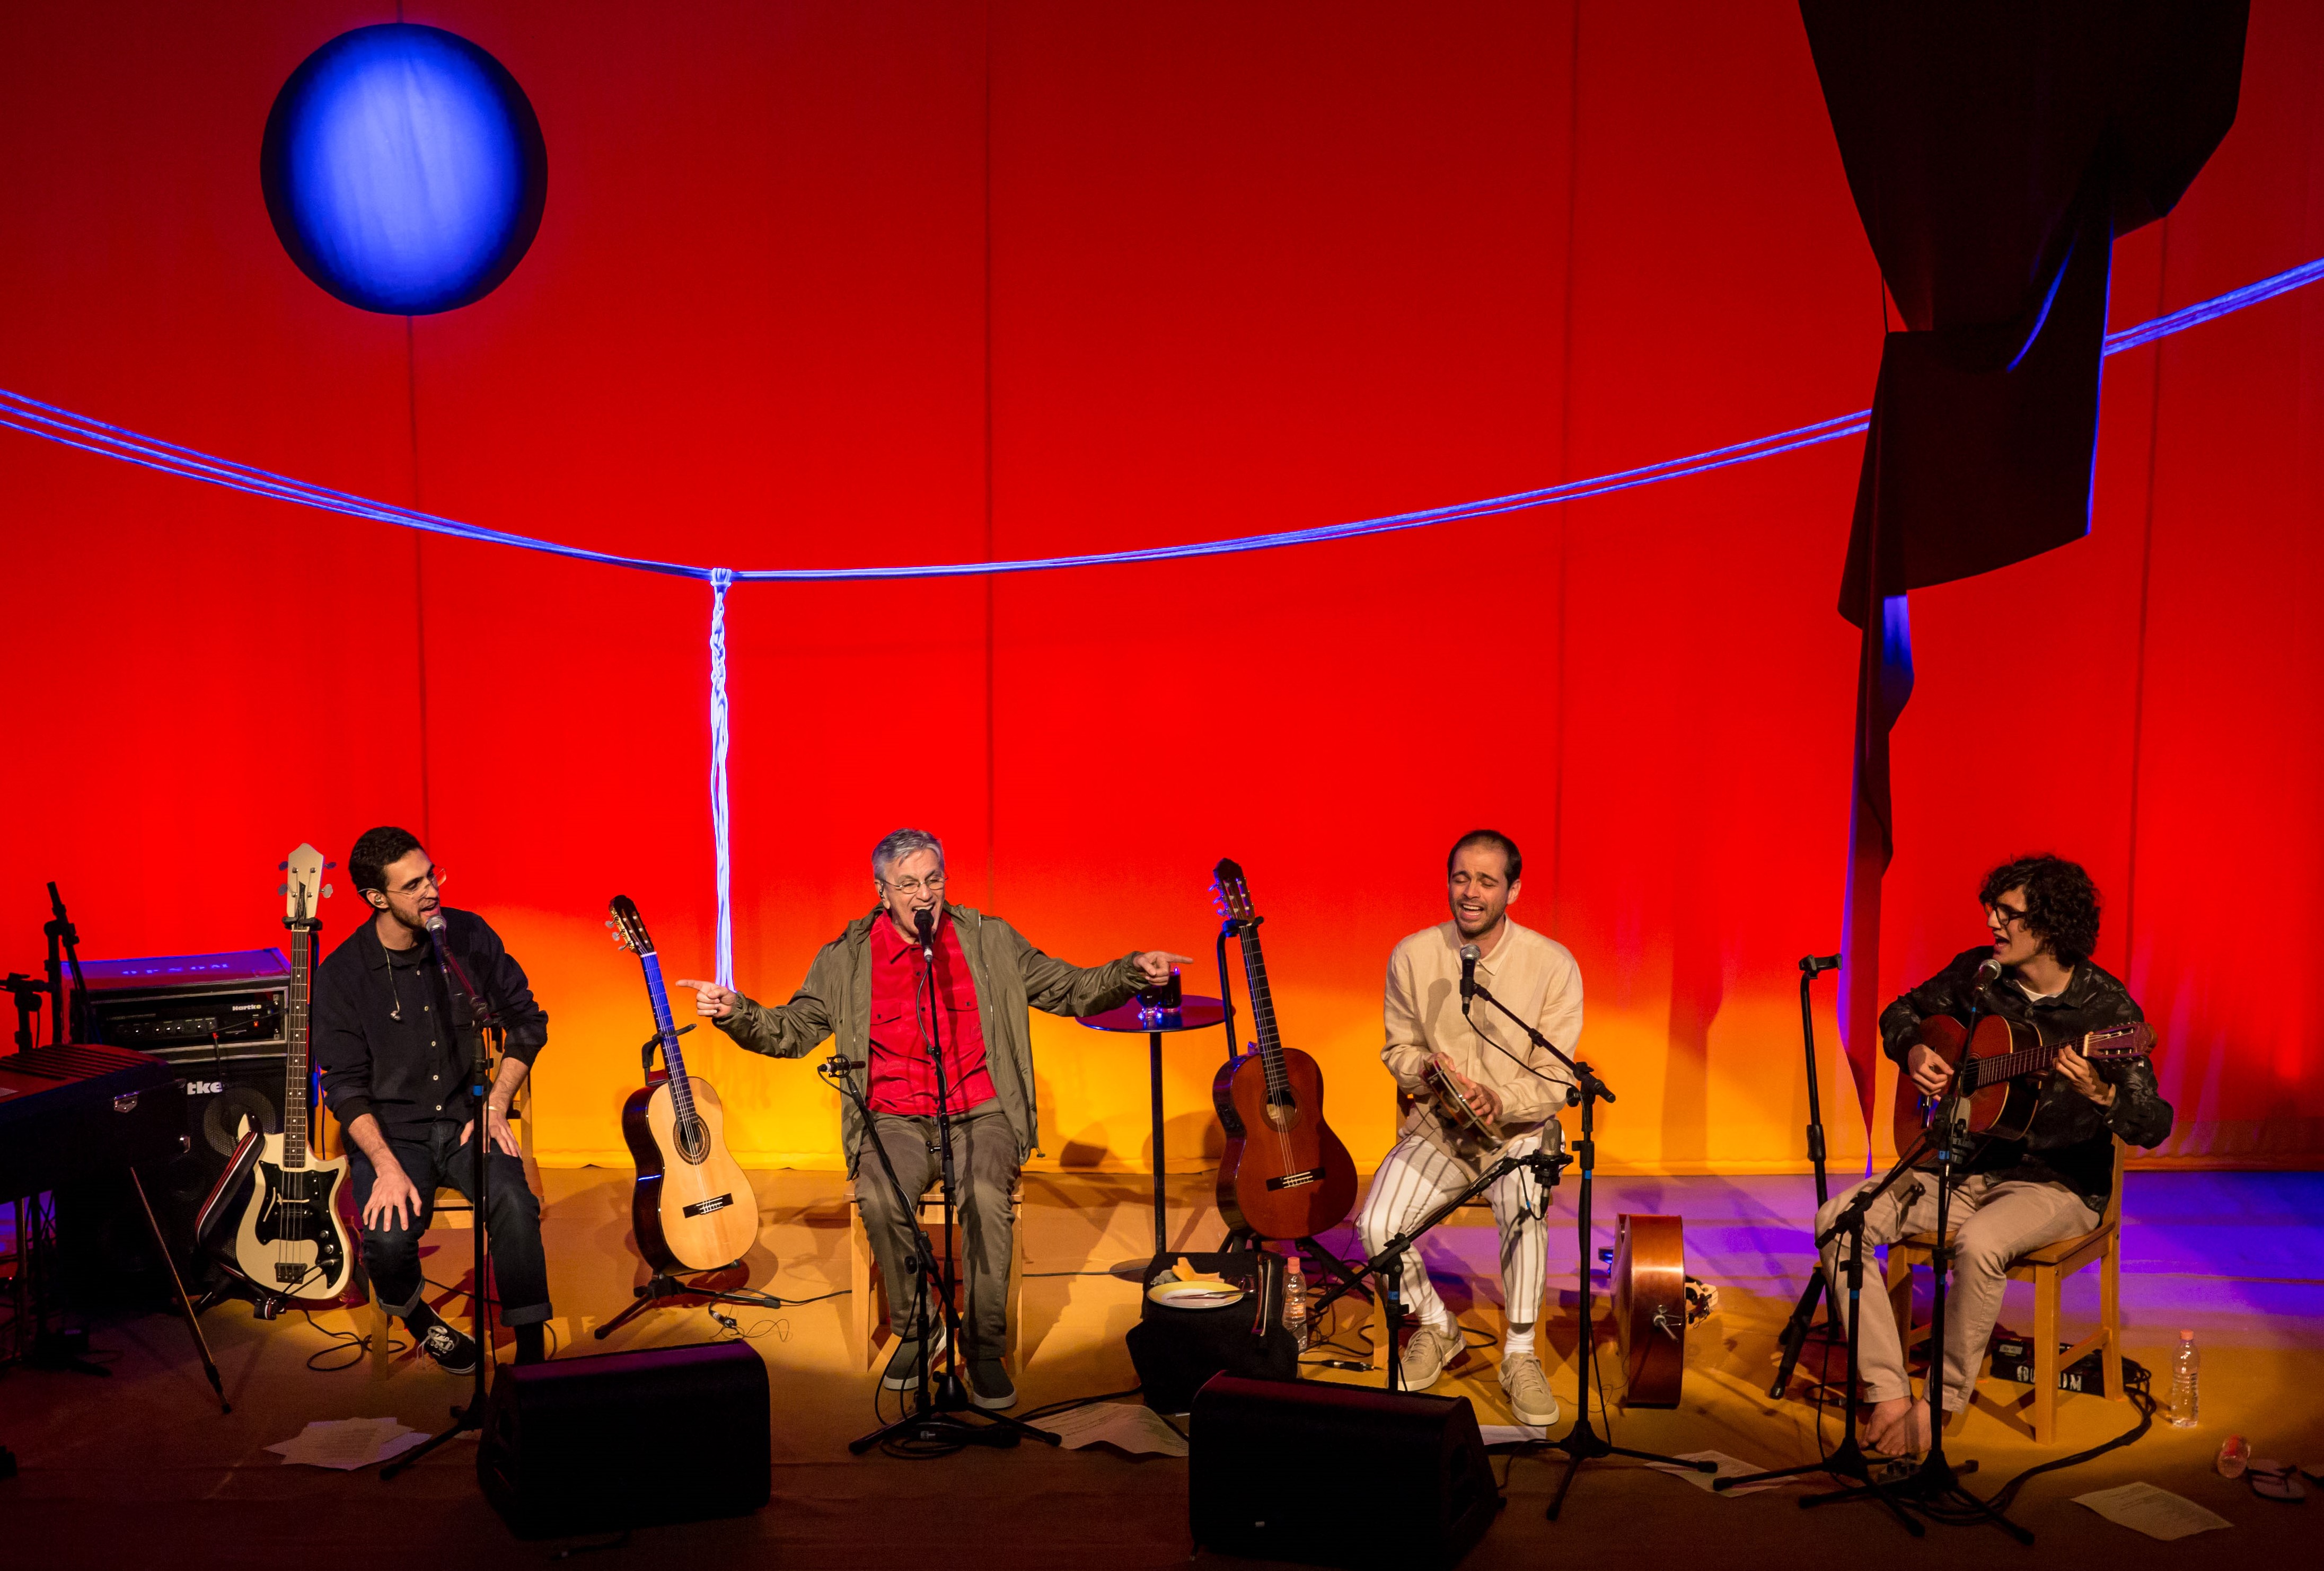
[866,912,997,1117]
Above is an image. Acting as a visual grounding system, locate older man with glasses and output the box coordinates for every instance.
[682,827,1187,1411]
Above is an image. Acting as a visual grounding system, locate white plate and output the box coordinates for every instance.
[1146,1279,1248,1310]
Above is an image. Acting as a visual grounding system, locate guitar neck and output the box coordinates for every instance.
[283,921,312,1169]
[640,952,700,1119]
[1234,923,1291,1098]
[1982,1026,2145,1087]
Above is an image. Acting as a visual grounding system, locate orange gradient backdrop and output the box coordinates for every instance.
[3,2,2319,1177]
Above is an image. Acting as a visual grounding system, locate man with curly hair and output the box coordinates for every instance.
[1812,854,2172,1456]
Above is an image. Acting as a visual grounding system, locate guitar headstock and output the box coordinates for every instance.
[1211,858,1256,925]
[607,895,656,958]
[2085,1021,2156,1060]
[277,843,334,926]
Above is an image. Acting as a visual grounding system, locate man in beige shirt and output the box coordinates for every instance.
[1356,829,1581,1427]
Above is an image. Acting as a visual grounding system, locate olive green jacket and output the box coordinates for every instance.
[713,904,1142,1174]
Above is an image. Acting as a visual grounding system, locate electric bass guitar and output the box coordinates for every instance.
[610,896,759,1272]
[206,843,357,1303]
[1210,859,1358,1240]
[1894,1012,2155,1155]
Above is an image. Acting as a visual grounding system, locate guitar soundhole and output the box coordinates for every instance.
[1264,1100,1300,1133]
[676,1115,711,1164]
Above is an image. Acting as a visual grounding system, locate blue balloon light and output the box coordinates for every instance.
[261,24,547,315]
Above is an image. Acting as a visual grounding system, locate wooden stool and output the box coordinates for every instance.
[1883,1138,2127,1444]
[846,1177,1024,1371]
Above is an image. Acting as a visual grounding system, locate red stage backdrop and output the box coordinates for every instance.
[3,2,2318,1174]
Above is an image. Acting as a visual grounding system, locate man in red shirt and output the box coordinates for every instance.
[683,828,1186,1409]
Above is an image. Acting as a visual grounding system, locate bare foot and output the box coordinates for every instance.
[1864,1398,1933,1457]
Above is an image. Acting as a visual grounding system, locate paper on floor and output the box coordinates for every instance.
[266,1417,431,1471]
[1478,1425,1548,1446]
[2073,1482,2232,1540]
[1646,1450,1790,1496]
[1044,1402,1189,1458]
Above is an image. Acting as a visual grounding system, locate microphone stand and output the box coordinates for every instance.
[1463,975,1712,1518]
[1718,1122,1932,1531]
[848,909,1055,1452]
[384,919,501,1480]
[1770,953,1845,1396]
[1871,969,2030,1542]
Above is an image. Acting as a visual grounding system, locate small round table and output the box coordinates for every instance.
[1076,995,1228,1279]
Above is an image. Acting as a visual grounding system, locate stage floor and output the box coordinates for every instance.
[5,1166,2319,1567]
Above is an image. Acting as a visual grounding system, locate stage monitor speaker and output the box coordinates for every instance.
[479,1340,770,1539]
[1190,1374,1496,1569]
[57,1051,289,1303]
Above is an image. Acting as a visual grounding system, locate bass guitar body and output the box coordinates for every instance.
[621,1076,759,1273]
[1216,1047,1359,1241]
[229,1131,357,1302]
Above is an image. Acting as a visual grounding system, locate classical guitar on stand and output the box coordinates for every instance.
[1895,1013,2156,1154]
[1209,859,1358,1241]
[199,842,357,1307]
[611,896,760,1273]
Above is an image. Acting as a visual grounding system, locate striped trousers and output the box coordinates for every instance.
[1356,1127,1553,1340]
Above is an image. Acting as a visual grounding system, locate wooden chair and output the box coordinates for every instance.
[846,1177,1024,1371]
[1883,1138,2127,1444]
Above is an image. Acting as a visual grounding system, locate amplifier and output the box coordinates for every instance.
[78,949,290,1062]
[1989,1337,2149,1393]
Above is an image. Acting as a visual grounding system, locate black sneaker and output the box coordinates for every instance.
[880,1323,947,1391]
[967,1355,1017,1411]
[410,1313,478,1376]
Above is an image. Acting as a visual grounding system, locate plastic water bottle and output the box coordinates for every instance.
[2167,1329,2200,1428]
[1282,1258,1310,1351]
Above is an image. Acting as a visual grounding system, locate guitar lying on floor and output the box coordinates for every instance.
[1894,1012,2155,1154]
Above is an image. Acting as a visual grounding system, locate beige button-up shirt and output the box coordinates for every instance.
[1383,918,1583,1158]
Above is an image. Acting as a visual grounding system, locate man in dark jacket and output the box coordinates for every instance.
[313,826,553,1372]
[682,827,1186,1411]
[1815,854,2170,1455]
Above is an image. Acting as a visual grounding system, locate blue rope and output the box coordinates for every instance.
[707,568,736,987]
[4,253,2316,582]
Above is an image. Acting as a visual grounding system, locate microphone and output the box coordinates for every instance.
[1800,954,1841,976]
[913,905,936,960]
[1459,943,1480,1010]
[821,1056,866,1072]
[1974,956,2004,986]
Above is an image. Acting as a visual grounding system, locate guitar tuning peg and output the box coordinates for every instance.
[322,884,333,898]
[278,884,288,896]
[278,861,289,871]
[325,860,338,870]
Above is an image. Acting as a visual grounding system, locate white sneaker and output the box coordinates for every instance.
[1497,1352,1559,1427]
[1397,1322,1465,1391]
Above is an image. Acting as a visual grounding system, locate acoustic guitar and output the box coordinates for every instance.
[1210,859,1358,1240]
[1893,1013,2154,1156]
[610,896,760,1273]
[203,842,357,1304]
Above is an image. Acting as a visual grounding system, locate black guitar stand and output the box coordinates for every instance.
[1460,975,1714,1517]
[592,1026,786,1340]
[1769,954,1847,1397]
[840,918,1057,1455]
[383,934,500,1482]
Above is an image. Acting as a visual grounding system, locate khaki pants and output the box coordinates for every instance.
[1816,1171,2098,1410]
[856,1098,1018,1353]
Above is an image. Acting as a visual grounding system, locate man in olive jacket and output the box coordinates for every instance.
[682,827,1186,1411]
